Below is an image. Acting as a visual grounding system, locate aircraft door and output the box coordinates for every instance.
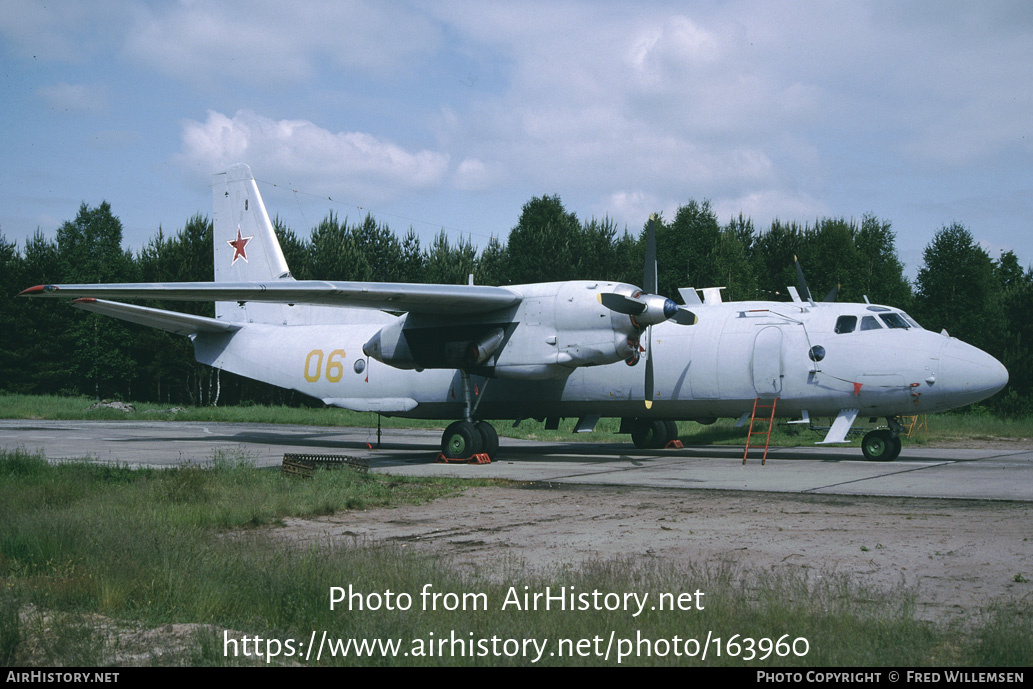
[752,326,784,396]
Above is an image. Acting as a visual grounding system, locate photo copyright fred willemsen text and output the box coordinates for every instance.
[222,584,811,663]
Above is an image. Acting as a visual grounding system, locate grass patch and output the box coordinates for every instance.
[1,448,1030,666]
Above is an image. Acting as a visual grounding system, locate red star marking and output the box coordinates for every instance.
[227,226,253,264]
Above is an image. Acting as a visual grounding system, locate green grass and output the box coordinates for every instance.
[1,447,1030,666]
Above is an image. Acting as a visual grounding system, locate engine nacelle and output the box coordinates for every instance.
[362,317,417,369]
[362,281,648,379]
[491,281,643,378]
[363,317,509,371]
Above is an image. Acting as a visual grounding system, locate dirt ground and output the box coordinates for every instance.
[279,440,1033,624]
[19,441,1031,665]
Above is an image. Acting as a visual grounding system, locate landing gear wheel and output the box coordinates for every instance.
[631,419,671,450]
[441,421,483,459]
[861,429,901,461]
[475,421,499,460]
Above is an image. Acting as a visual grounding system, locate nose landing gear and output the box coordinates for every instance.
[861,417,904,461]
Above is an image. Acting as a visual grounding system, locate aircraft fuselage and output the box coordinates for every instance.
[194,286,1007,427]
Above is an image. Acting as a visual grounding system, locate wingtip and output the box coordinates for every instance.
[18,284,56,296]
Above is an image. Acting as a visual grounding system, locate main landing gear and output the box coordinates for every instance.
[861,417,904,461]
[440,420,498,461]
[630,419,680,450]
[439,370,498,462]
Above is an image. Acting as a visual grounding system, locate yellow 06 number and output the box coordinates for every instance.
[304,349,346,383]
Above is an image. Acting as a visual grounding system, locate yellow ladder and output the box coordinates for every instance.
[903,415,927,437]
[744,397,778,465]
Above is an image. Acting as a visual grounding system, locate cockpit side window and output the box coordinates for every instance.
[835,315,857,334]
[879,313,910,329]
[901,312,922,329]
[860,315,883,331]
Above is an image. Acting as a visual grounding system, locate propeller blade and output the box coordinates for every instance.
[670,308,698,326]
[598,292,646,315]
[644,214,658,294]
[644,324,654,409]
[823,284,839,302]
[794,255,813,303]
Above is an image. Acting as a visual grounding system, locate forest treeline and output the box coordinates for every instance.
[2,194,1030,414]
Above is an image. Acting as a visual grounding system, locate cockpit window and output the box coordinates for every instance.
[879,313,911,329]
[837,312,921,334]
[860,315,883,331]
[835,315,857,334]
[901,312,922,329]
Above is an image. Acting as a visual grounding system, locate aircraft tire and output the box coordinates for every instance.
[861,430,901,461]
[475,421,499,459]
[442,421,483,459]
[631,419,670,450]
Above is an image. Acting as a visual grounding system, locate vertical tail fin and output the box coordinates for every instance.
[212,163,290,281]
[212,164,293,323]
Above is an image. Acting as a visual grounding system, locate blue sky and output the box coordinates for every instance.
[2,1,1031,280]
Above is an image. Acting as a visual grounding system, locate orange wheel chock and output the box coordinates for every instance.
[435,452,492,465]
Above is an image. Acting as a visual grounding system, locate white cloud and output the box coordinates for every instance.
[175,110,450,201]
[626,15,722,88]
[428,0,1033,243]
[5,0,1033,259]
[124,0,441,87]
[453,158,495,191]
[713,190,827,229]
[601,190,671,228]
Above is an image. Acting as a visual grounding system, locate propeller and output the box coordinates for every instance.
[598,214,698,409]
[794,255,839,304]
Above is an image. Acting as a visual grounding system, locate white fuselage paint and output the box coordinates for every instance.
[192,296,1007,424]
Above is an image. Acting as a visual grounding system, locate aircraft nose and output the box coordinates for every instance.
[938,339,1009,408]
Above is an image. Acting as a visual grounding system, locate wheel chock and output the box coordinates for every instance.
[435,452,492,465]
[665,439,684,449]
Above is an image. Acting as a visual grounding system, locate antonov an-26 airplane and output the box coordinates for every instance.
[21,164,1009,462]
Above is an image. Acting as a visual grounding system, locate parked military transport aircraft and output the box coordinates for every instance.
[21,164,1009,462]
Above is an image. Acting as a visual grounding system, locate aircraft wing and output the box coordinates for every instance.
[69,298,243,336]
[20,281,522,316]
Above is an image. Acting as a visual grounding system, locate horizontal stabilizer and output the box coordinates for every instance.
[69,299,242,336]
